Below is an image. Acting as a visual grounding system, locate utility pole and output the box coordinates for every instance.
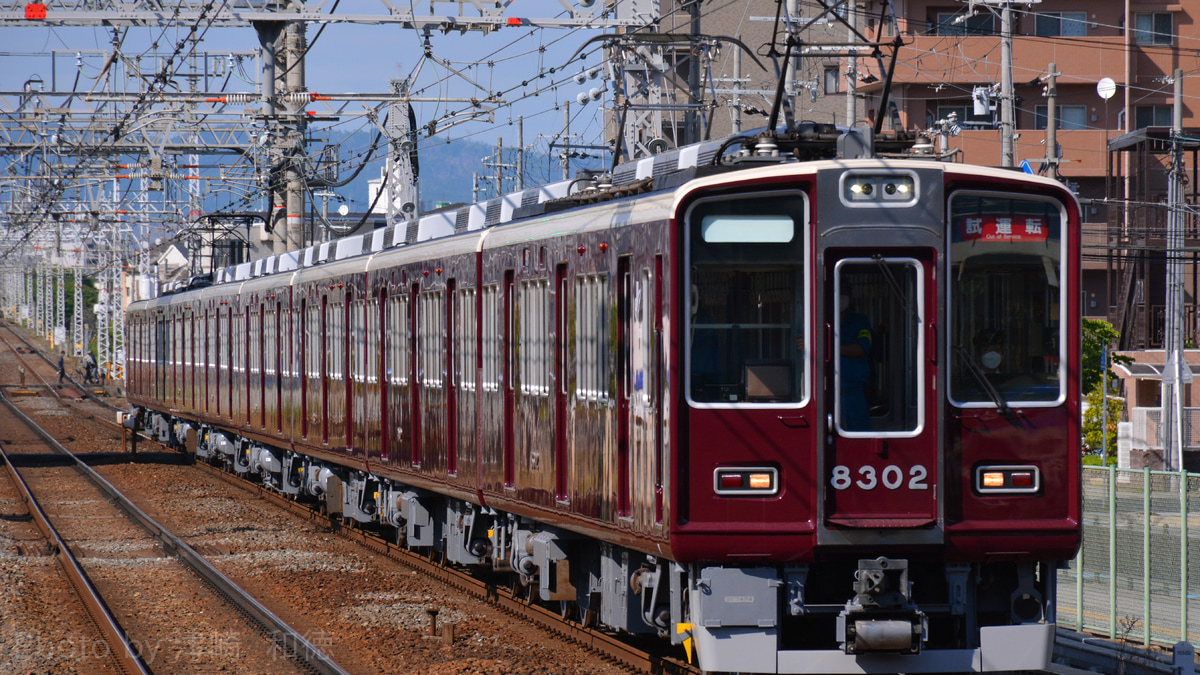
[785,0,800,118]
[1000,2,1015,167]
[563,103,570,181]
[517,116,524,191]
[846,1,858,128]
[1044,63,1059,181]
[284,21,307,253]
[1161,68,1187,470]
[733,48,743,134]
[495,137,504,194]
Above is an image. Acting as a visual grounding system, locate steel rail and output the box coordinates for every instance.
[0,419,150,674]
[0,324,66,402]
[0,389,352,675]
[0,321,123,410]
[193,461,700,675]
[0,323,123,411]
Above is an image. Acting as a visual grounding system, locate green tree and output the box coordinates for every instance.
[1082,387,1124,464]
[1081,318,1130,395]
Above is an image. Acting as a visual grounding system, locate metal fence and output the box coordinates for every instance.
[1129,407,1200,453]
[1056,466,1200,647]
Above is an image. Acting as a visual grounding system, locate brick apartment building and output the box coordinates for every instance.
[650,0,1200,464]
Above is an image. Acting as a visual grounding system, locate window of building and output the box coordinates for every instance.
[1035,11,1087,37]
[1034,105,1088,131]
[1134,13,1173,44]
[933,10,993,35]
[824,66,840,95]
[1135,105,1173,129]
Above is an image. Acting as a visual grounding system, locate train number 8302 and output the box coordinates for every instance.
[830,464,930,491]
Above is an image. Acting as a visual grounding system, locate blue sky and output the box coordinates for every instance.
[0,15,613,152]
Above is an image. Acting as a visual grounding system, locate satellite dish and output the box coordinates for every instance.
[647,138,670,155]
[1097,77,1117,100]
[337,204,349,217]
[578,0,596,7]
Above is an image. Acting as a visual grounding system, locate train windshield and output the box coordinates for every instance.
[685,192,808,406]
[948,193,1066,406]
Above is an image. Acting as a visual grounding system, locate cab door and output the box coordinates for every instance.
[823,253,938,529]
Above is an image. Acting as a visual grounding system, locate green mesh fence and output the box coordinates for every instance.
[1057,467,1199,648]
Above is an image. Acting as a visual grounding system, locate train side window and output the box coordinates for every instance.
[684,192,809,406]
[366,295,379,386]
[947,193,1066,407]
[459,287,477,391]
[520,278,550,396]
[387,294,409,385]
[574,274,609,402]
[481,284,500,391]
[352,298,366,384]
[420,291,444,387]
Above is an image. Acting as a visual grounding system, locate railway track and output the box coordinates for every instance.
[0,324,151,455]
[3,322,683,674]
[0,390,350,675]
[0,322,123,414]
[192,460,701,675]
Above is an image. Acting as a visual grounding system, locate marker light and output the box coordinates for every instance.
[846,178,877,201]
[842,173,918,205]
[748,473,773,490]
[975,465,1041,494]
[714,467,780,496]
[880,176,915,201]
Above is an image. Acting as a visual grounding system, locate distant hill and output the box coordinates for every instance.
[316,129,602,212]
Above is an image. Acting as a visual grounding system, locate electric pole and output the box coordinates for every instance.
[1044,63,1059,181]
[846,1,858,128]
[1000,2,1014,167]
[1161,68,1187,470]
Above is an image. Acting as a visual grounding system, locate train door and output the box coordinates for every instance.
[409,283,422,467]
[616,256,631,516]
[618,256,662,522]
[823,254,937,529]
[502,270,515,487]
[447,279,458,476]
[350,288,367,455]
[554,264,568,501]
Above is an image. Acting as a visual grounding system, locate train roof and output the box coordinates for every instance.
[184,123,1069,296]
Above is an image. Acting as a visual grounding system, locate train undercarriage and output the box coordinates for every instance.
[144,410,1057,674]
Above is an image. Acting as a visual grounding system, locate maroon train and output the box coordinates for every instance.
[127,127,1081,673]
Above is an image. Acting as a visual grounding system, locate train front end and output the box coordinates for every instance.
[670,160,1081,673]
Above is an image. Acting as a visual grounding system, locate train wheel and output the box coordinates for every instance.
[558,601,575,622]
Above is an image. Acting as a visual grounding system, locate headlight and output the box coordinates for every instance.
[841,173,918,206]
